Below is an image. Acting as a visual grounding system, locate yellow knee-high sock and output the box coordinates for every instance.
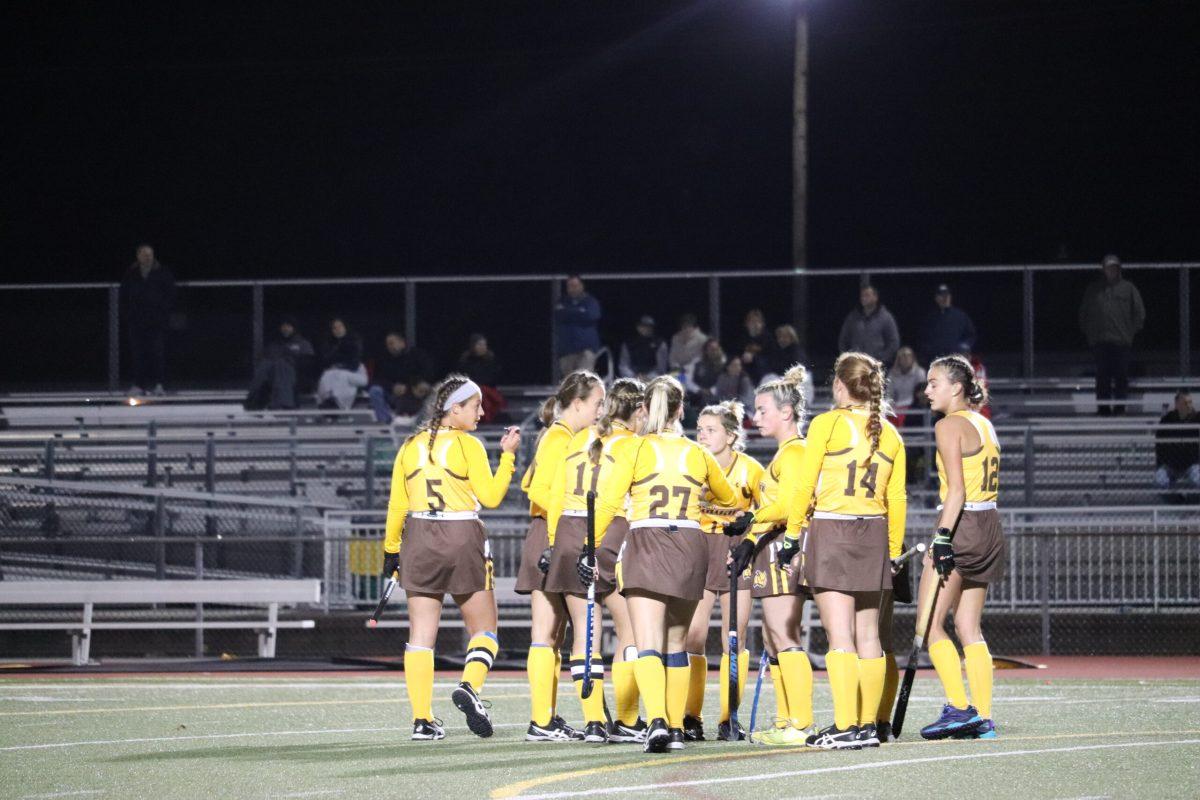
[827,650,860,731]
[552,650,562,715]
[404,644,434,722]
[634,651,667,722]
[612,651,640,724]
[685,654,707,718]
[778,648,814,729]
[664,652,691,729]
[963,641,994,719]
[461,632,499,692]
[718,650,750,723]
[877,652,899,723]
[857,656,886,726]
[527,644,556,727]
[929,639,968,710]
[570,654,607,724]
[768,654,787,723]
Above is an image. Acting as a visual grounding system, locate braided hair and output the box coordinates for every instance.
[698,400,747,452]
[589,378,645,465]
[834,352,889,466]
[409,373,472,460]
[930,354,989,408]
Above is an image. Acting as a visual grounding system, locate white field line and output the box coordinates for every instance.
[18,792,104,800]
[510,739,1200,800]
[0,722,527,753]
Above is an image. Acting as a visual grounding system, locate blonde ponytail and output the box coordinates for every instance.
[642,375,684,435]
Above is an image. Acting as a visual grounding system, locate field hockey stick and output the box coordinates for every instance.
[893,542,926,566]
[367,570,399,628]
[581,491,598,699]
[891,510,963,737]
[747,649,769,742]
[727,553,740,730]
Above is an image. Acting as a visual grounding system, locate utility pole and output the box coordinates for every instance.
[791,3,809,350]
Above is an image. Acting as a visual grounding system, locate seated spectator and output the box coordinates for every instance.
[316,316,367,410]
[691,338,727,396]
[457,334,507,423]
[668,313,708,372]
[738,308,776,383]
[712,356,755,409]
[888,346,927,422]
[396,379,432,420]
[768,325,806,377]
[367,331,438,423]
[618,315,668,379]
[1155,390,1200,502]
[245,316,315,410]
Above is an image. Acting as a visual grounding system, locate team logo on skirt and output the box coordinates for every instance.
[753,570,767,589]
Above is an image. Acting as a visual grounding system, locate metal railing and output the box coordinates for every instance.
[1,261,1193,390]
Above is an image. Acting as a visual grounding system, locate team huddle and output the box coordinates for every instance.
[381,349,1004,753]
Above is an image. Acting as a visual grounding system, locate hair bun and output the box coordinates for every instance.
[782,364,808,387]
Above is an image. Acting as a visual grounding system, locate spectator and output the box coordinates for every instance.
[396,379,432,420]
[691,338,727,396]
[668,313,708,372]
[457,334,506,423]
[837,284,900,364]
[554,274,602,377]
[768,325,807,377]
[121,243,176,395]
[244,316,315,410]
[367,332,437,422]
[316,317,367,410]
[618,315,668,380]
[919,284,977,362]
[1079,254,1146,415]
[888,346,927,415]
[712,355,755,409]
[738,308,776,383]
[1155,390,1199,502]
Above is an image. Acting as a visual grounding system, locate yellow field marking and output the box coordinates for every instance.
[489,728,1200,799]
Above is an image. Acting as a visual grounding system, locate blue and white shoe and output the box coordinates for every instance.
[920,704,984,740]
[974,719,997,739]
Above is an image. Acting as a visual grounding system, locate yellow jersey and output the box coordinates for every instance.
[546,421,639,546]
[785,407,907,558]
[746,436,806,540]
[698,451,764,534]
[383,428,516,553]
[595,431,737,535]
[937,409,1000,504]
[521,421,575,519]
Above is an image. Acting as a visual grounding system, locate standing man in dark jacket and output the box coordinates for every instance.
[121,244,176,395]
[554,274,602,377]
[1079,255,1146,415]
[920,284,977,362]
[837,284,900,365]
[618,315,667,379]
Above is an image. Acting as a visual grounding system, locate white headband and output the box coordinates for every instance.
[443,380,482,411]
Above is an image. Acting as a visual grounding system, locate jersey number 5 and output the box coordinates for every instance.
[844,461,879,498]
[426,479,446,511]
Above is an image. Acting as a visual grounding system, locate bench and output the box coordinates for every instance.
[0,579,321,664]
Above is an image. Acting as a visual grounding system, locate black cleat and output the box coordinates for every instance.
[412,718,446,741]
[451,682,493,738]
[643,718,670,753]
[608,718,647,744]
[667,727,686,751]
[554,715,585,741]
[526,717,576,742]
[805,723,862,750]
[876,721,894,743]
[856,723,880,748]
[583,721,608,743]
[682,714,706,742]
[717,718,746,741]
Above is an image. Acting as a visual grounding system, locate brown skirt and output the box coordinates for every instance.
[546,515,627,596]
[596,516,628,596]
[750,529,807,599]
[515,516,549,595]
[704,530,737,593]
[398,517,492,596]
[950,508,1007,583]
[617,525,709,602]
[802,516,890,593]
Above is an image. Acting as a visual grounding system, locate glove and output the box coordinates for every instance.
[382,552,400,579]
[931,528,955,579]
[576,549,596,586]
[775,536,801,571]
[723,512,755,538]
[727,539,754,579]
[537,547,553,575]
[892,558,913,603]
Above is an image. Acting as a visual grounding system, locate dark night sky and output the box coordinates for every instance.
[1,1,1197,387]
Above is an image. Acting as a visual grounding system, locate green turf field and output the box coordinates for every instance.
[2,674,1198,799]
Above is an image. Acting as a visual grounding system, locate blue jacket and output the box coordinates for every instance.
[554,293,602,355]
[920,306,977,361]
